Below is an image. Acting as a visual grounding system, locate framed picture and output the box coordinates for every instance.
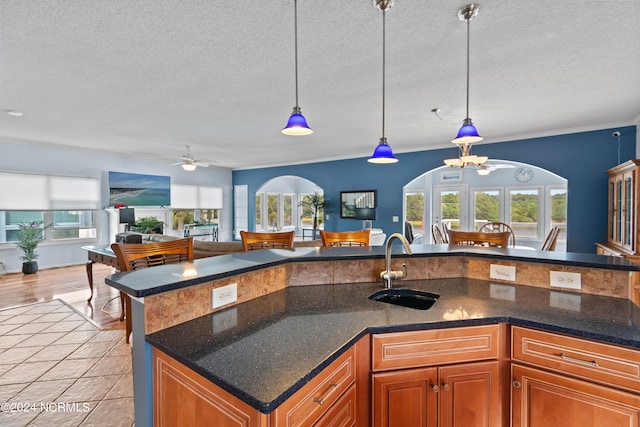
[340,190,377,218]
[440,170,462,182]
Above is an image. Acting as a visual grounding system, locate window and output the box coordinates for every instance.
[549,187,567,241]
[509,188,541,240]
[404,191,425,233]
[171,209,221,230]
[255,194,262,230]
[52,211,96,240]
[1,211,96,243]
[283,194,293,228]
[473,189,501,230]
[267,194,280,230]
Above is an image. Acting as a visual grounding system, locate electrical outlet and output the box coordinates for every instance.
[550,271,581,290]
[212,283,238,309]
[490,264,516,282]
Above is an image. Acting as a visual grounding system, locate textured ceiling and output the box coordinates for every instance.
[0,1,638,170]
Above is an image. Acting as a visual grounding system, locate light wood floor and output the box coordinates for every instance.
[0,263,125,330]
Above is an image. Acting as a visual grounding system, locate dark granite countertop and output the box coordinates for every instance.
[146,278,640,414]
[106,244,640,297]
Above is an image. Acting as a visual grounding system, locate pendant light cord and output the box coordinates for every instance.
[464,17,470,120]
[382,9,386,138]
[294,0,299,108]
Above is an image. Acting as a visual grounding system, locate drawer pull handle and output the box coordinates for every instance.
[442,383,450,392]
[313,382,339,405]
[560,353,599,368]
[513,380,521,388]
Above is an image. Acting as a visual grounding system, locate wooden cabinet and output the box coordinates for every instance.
[153,348,267,427]
[371,325,504,427]
[270,346,357,427]
[511,364,640,427]
[153,339,365,427]
[511,326,640,427]
[597,160,640,257]
[372,362,499,427]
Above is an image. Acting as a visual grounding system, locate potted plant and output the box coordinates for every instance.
[14,221,50,274]
[299,192,329,239]
[129,216,164,234]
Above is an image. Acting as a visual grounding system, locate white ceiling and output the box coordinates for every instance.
[0,1,638,170]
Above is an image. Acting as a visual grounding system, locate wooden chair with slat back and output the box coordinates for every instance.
[431,224,446,244]
[541,226,560,251]
[479,221,516,247]
[111,237,194,343]
[320,230,370,247]
[240,231,295,251]
[448,230,510,248]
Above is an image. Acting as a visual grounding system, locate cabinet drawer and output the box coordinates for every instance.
[372,325,500,371]
[271,346,356,427]
[314,383,356,427]
[512,326,640,393]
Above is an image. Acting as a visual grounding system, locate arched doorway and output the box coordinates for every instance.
[403,160,567,250]
[255,176,324,237]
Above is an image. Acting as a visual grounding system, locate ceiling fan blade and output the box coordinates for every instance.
[194,161,210,167]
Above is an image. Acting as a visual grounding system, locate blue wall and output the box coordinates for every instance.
[233,126,636,253]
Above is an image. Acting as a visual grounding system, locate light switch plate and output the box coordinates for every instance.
[490,264,516,282]
[550,271,581,290]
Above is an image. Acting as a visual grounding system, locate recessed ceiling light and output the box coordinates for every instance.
[5,110,23,117]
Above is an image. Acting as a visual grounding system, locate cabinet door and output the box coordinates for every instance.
[153,348,266,427]
[623,170,635,251]
[438,361,500,427]
[512,364,640,427]
[372,367,438,427]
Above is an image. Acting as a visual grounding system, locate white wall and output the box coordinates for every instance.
[0,138,233,273]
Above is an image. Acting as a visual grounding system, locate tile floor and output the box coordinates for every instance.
[0,300,133,427]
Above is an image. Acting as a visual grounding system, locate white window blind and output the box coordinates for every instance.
[0,172,99,210]
[171,184,223,209]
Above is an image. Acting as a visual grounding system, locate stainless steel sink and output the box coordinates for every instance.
[368,288,440,310]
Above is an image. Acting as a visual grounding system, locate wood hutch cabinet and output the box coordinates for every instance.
[596,160,640,258]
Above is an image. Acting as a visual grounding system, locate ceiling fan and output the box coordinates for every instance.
[476,162,516,175]
[172,145,210,171]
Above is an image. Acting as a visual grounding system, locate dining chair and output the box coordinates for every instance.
[431,224,446,244]
[541,226,560,251]
[440,223,450,243]
[111,237,194,342]
[240,230,295,251]
[320,230,370,247]
[479,221,516,247]
[448,230,510,248]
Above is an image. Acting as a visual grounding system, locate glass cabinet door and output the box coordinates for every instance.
[623,173,634,250]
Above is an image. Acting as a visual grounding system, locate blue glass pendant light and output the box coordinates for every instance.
[368,0,398,164]
[451,4,483,146]
[282,0,313,136]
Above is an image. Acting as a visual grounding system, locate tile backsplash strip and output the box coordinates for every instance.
[143,256,633,335]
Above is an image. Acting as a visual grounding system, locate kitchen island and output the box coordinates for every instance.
[106,245,640,426]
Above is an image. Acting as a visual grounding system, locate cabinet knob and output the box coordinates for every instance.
[432,384,440,393]
[513,380,522,389]
[442,383,450,392]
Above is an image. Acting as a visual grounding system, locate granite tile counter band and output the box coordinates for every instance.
[146,278,640,414]
[106,245,640,298]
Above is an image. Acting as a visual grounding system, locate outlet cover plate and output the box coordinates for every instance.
[212,283,238,309]
[490,264,516,282]
[550,271,581,290]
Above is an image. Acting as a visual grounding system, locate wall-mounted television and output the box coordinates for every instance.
[109,171,171,207]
